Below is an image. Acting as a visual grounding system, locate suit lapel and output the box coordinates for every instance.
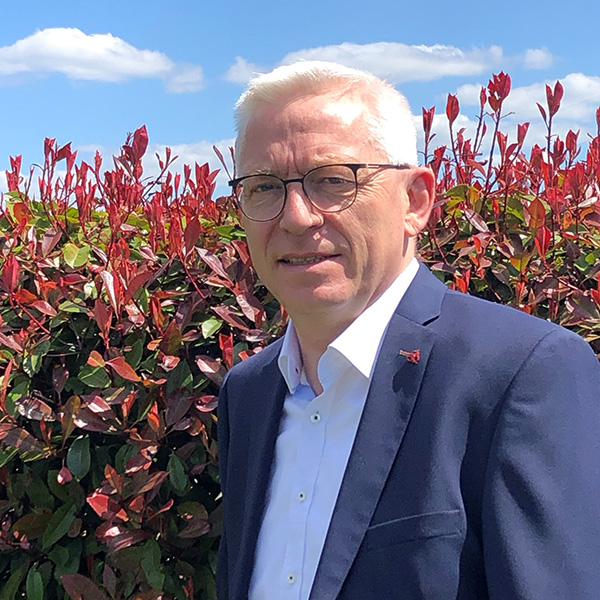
[309,265,447,600]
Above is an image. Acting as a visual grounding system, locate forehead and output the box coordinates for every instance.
[238,92,382,174]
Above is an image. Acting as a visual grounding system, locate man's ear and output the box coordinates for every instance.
[404,167,435,238]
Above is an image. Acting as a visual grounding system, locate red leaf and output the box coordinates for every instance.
[445,94,459,125]
[99,270,120,312]
[195,356,226,386]
[125,451,152,475]
[537,102,547,124]
[527,197,546,231]
[95,523,148,553]
[219,333,234,369]
[61,574,110,600]
[159,354,180,371]
[0,423,46,454]
[92,299,112,345]
[235,290,265,324]
[87,350,106,368]
[133,470,169,495]
[73,407,115,433]
[184,218,202,255]
[166,391,194,427]
[196,248,232,283]
[13,288,37,304]
[2,255,19,293]
[159,320,182,356]
[123,269,153,303]
[52,365,69,395]
[127,495,144,514]
[546,80,564,118]
[132,125,149,161]
[15,395,56,421]
[535,226,552,257]
[211,305,250,331]
[0,332,24,352]
[87,491,120,519]
[179,516,210,538]
[41,228,63,257]
[194,395,218,413]
[146,498,174,521]
[106,357,140,382]
[32,300,57,316]
[422,106,435,135]
[85,395,115,418]
[58,466,73,485]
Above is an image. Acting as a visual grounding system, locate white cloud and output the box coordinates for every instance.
[224,43,558,85]
[166,65,204,93]
[280,43,504,83]
[522,47,554,70]
[224,56,267,84]
[0,28,203,93]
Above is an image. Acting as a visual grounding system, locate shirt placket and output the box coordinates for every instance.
[278,387,332,599]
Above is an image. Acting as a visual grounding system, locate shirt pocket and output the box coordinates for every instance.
[364,509,463,552]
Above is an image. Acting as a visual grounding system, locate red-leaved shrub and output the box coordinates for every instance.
[0,73,599,599]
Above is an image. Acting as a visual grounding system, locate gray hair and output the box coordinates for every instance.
[233,60,418,169]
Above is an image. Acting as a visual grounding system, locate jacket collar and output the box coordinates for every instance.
[309,264,447,599]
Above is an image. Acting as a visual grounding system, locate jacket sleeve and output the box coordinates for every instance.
[216,373,231,600]
[482,328,600,599]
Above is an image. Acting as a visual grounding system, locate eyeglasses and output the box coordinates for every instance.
[228,163,412,222]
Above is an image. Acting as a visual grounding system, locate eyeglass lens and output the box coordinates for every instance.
[236,164,357,221]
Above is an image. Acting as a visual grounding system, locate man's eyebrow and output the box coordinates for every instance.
[241,168,275,176]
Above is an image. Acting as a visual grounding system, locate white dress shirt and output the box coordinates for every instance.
[248,258,419,600]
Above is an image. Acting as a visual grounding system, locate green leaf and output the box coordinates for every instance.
[63,243,90,268]
[48,544,69,568]
[42,502,76,550]
[78,364,111,388]
[26,477,55,510]
[22,338,51,377]
[125,334,145,369]
[140,538,164,590]
[26,567,43,600]
[168,453,188,495]
[115,444,137,474]
[166,360,193,395]
[201,316,222,339]
[66,435,91,480]
[0,446,18,468]
[57,300,88,314]
[47,469,70,503]
[0,559,27,600]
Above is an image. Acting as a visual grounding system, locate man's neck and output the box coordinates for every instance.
[291,314,353,396]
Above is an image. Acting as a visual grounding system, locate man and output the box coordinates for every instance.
[216,61,600,599]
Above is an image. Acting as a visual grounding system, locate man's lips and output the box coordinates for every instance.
[278,253,341,265]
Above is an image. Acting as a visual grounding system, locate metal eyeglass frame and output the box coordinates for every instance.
[228,162,412,222]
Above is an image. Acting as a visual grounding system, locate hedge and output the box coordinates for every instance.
[0,72,599,599]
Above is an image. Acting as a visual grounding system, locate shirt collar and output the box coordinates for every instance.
[278,258,420,392]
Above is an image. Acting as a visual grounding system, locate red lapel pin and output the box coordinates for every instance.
[399,349,421,364]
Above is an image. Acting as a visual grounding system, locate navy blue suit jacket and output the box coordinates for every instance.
[217,265,600,599]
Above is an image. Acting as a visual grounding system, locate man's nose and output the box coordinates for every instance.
[278,182,323,233]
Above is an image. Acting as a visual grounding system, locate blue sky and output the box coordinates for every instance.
[1,0,599,194]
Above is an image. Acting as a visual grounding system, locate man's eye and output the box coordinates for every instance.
[322,176,349,185]
[253,182,278,193]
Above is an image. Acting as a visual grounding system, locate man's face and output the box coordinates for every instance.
[238,92,429,328]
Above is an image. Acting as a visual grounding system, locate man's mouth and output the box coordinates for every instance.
[279,254,339,265]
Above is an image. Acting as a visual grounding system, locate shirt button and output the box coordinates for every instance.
[297,491,306,502]
[310,412,321,424]
[287,572,296,584]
